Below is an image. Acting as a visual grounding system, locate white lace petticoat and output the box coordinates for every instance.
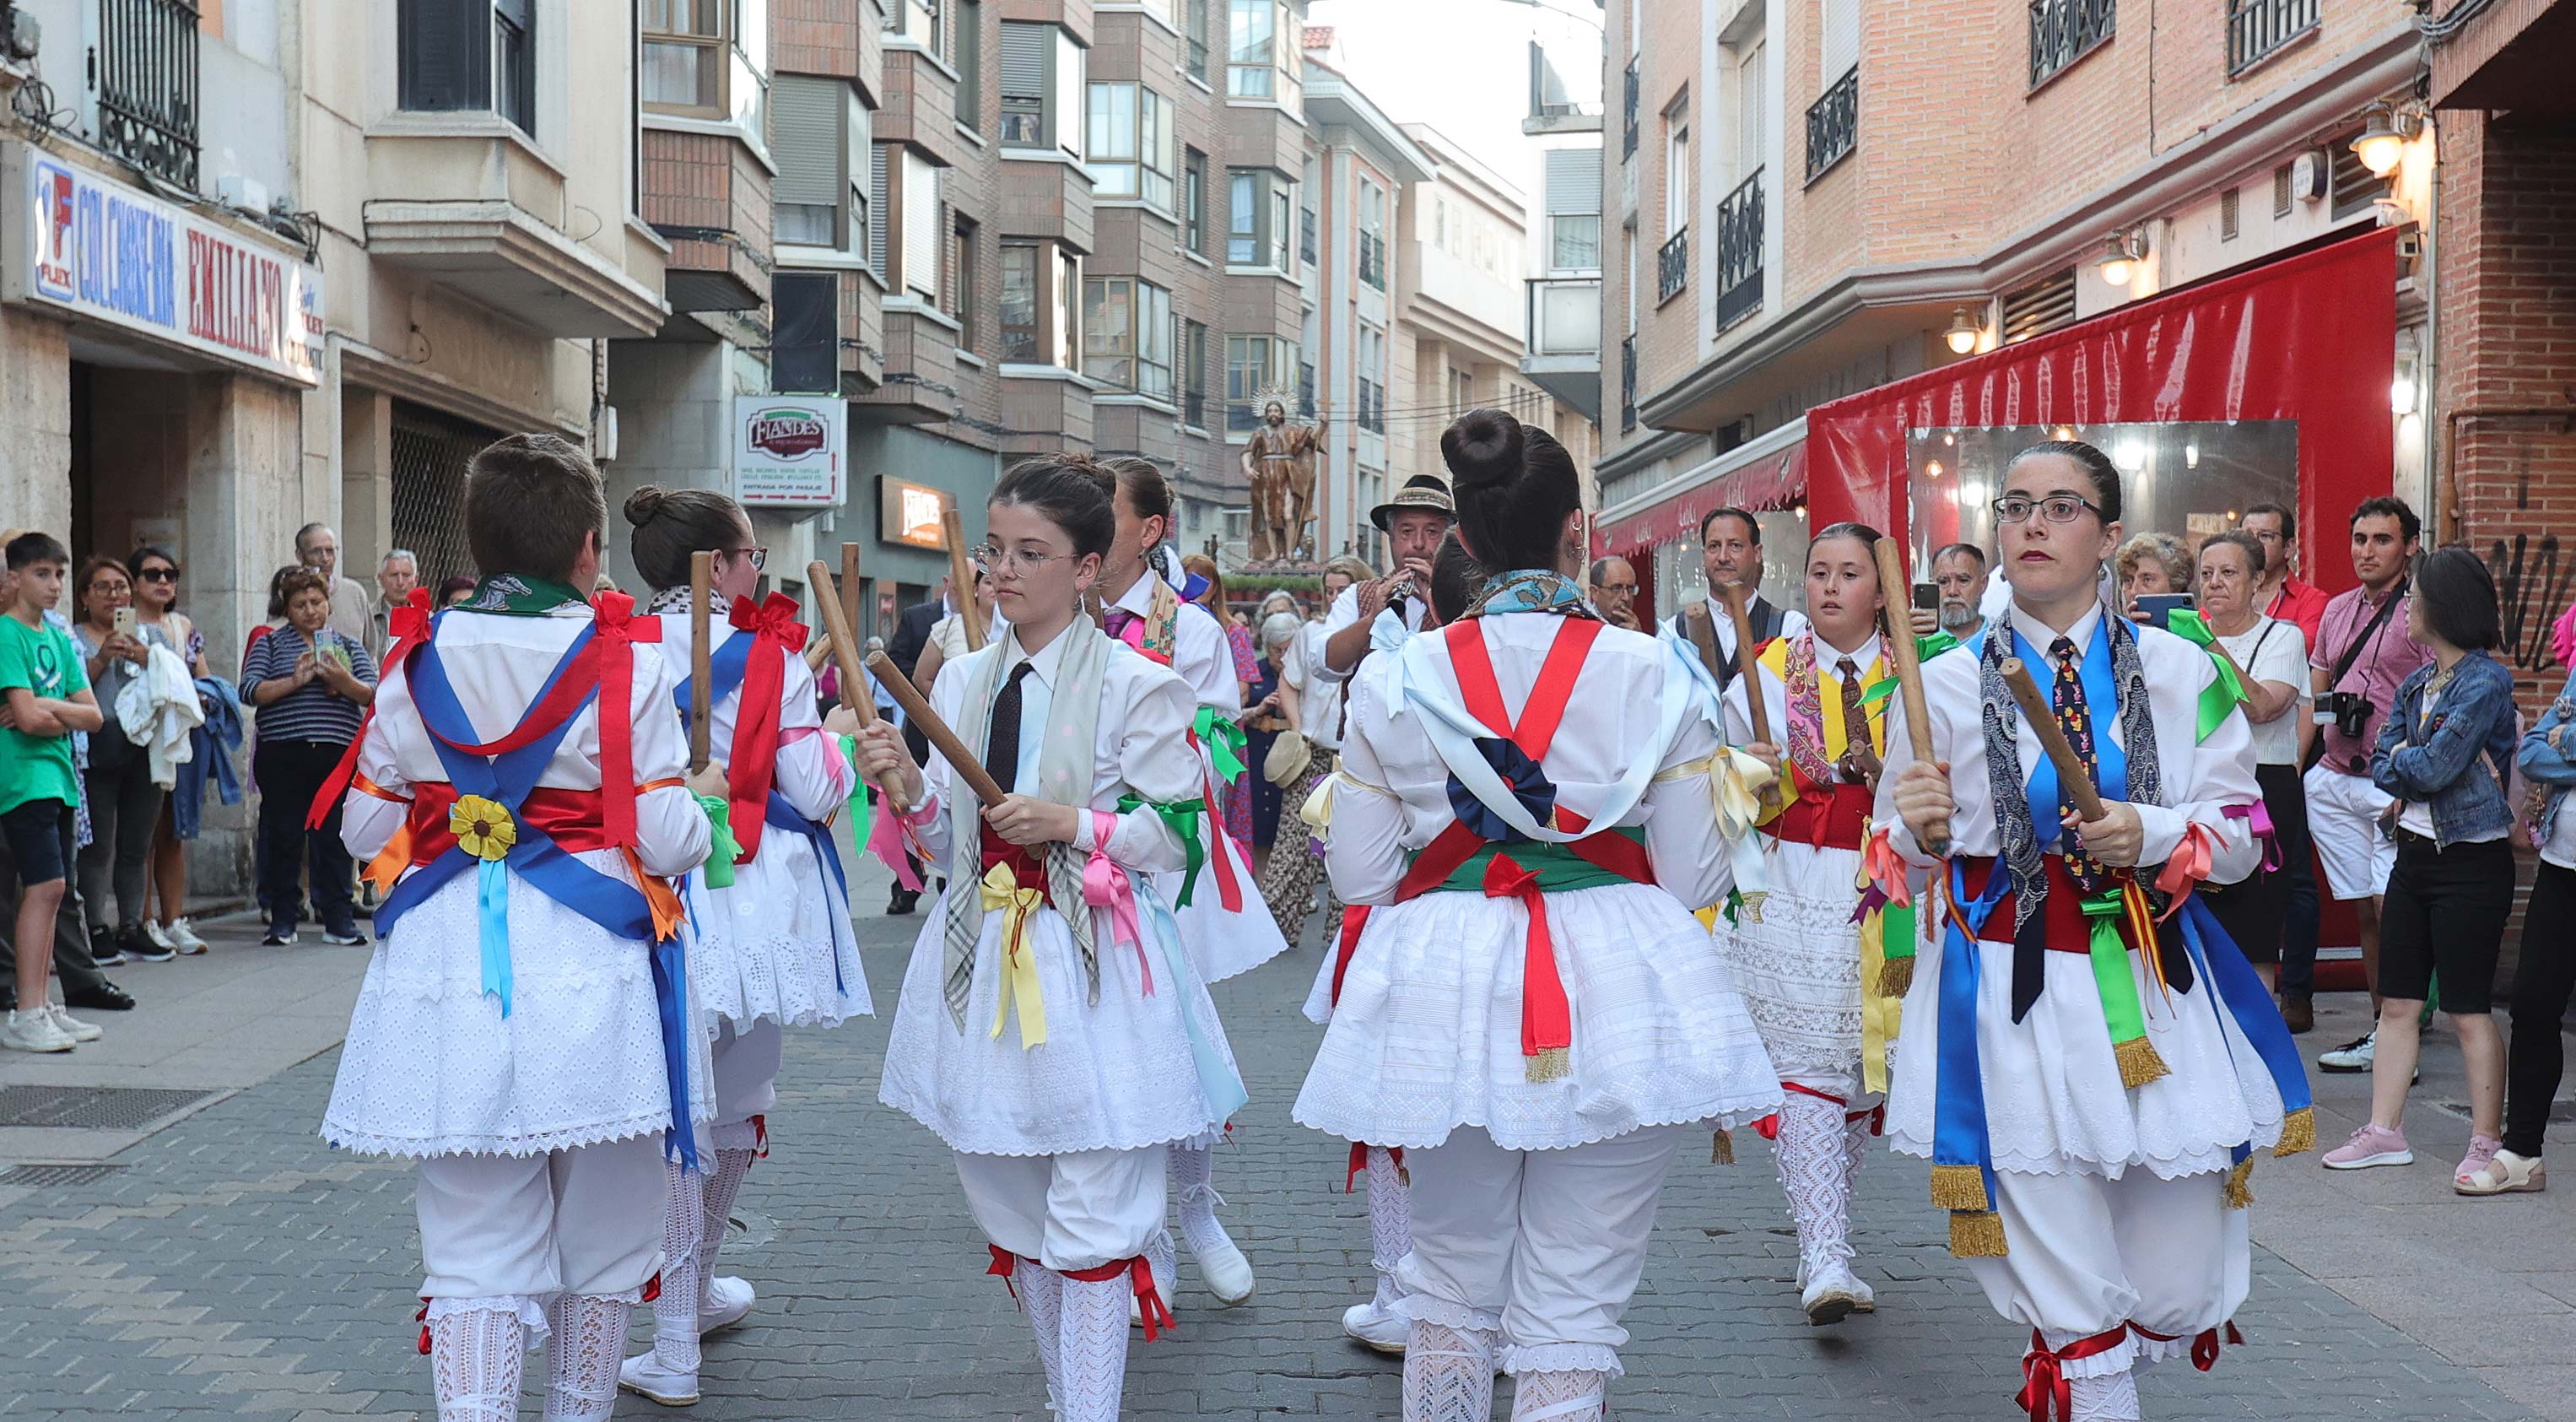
[1720,841,1871,1082]
[683,825,872,1029]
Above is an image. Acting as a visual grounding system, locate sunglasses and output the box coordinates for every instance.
[138,566,179,582]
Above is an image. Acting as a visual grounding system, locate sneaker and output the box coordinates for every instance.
[2322,1122,2413,1171]
[2457,1146,2546,1196]
[616,1351,699,1407]
[46,1004,102,1044]
[2,1008,78,1052]
[2318,1030,2376,1073]
[2454,1133,2504,1188]
[163,919,208,955]
[319,927,370,947]
[1342,1300,1409,1354]
[262,926,296,947]
[141,920,175,952]
[119,923,175,964]
[699,1276,755,1334]
[1801,1260,1867,1327]
[88,927,127,967]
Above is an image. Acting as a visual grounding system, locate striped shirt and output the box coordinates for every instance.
[238,627,376,744]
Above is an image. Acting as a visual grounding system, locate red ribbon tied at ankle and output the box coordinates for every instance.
[2015,1325,2129,1422]
[986,1244,1020,1300]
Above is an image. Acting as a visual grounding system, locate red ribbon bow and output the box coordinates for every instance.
[1328,904,1373,1008]
[2130,1319,2244,1371]
[309,588,434,830]
[2014,1326,2130,1421]
[721,592,808,860]
[1128,1256,1175,1342]
[588,592,662,850]
[986,1244,1020,1300]
[1483,852,1571,1064]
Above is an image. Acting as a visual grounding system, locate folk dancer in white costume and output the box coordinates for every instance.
[1296,411,1781,1421]
[319,435,714,1422]
[1876,441,2314,1421]
[615,487,872,1405]
[861,455,1249,1422]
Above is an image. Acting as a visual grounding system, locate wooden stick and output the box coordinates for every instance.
[807,560,879,727]
[840,543,862,655]
[1721,585,1772,746]
[2001,657,2109,822]
[866,650,1008,807]
[688,551,714,775]
[942,507,986,652]
[805,630,833,672]
[1871,538,1949,855]
[1681,600,1726,687]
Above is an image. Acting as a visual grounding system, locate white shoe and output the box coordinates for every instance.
[141,921,175,952]
[1341,1300,1409,1354]
[1801,1260,1866,1327]
[47,1004,102,1043]
[699,1275,755,1333]
[1129,1249,1177,1327]
[1191,1233,1255,1306]
[164,919,208,954]
[1846,1268,1877,1314]
[617,1351,700,1407]
[2,1008,77,1053]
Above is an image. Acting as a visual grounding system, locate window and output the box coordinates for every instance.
[1664,111,1690,236]
[1184,148,1207,253]
[99,0,204,190]
[1544,148,1604,272]
[948,215,978,344]
[999,22,1050,145]
[1186,0,1212,81]
[954,0,983,132]
[1182,319,1210,427]
[869,143,891,282]
[494,0,533,132]
[642,0,725,113]
[1056,247,1082,369]
[1736,44,1765,176]
[1229,170,1258,262]
[1226,334,1300,430]
[1087,83,1177,210]
[773,74,870,251]
[1358,324,1386,434]
[1358,180,1388,290]
[398,0,534,137]
[1273,182,1293,272]
[1084,277,1175,401]
[899,150,942,301]
[2028,0,2114,88]
[1002,243,1041,360]
[885,0,945,58]
[1227,0,1300,105]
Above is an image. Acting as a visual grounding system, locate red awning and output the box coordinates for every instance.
[1594,441,1806,554]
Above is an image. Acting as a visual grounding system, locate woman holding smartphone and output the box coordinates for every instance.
[68,557,176,966]
[238,570,376,948]
[129,544,215,956]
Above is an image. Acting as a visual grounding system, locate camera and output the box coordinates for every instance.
[2317,690,2373,740]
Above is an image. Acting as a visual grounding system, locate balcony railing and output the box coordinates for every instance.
[1805,66,1858,183]
[1715,169,1763,331]
[1655,228,1688,305]
[1359,233,1386,289]
[1619,333,1637,433]
[2028,0,2115,89]
[1621,60,1639,160]
[96,0,203,192]
[2226,0,2317,72]
[1526,277,1601,358]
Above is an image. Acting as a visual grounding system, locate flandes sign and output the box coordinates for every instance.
[2,144,323,387]
[733,394,846,508]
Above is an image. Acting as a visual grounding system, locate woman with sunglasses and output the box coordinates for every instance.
[128,546,215,955]
[68,556,176,967]
[1877,441,2306,1421]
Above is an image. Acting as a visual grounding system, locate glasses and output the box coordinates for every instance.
[1992,494,2105,525]
[970,544,1071,574]
[137,566,178,582]
[1597,582,1639,596]
[722,545,768,571]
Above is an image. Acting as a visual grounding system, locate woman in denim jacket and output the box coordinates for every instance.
[2469,646,2576,1194]
[2324,548,2520,1186]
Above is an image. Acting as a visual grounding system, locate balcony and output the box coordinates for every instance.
[1655,227,1687,305]
[1620,333,1637,434]
[1806,66,1858,183]
[1522,277,1601,423]
[2029,0,2116,89]
[97,0,201,192]
[2227,0,2318,73]
[1715,169,1763,331]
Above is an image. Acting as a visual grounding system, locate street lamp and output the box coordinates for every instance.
[2352,105,2411,177]
[1944,308,1983,355]
[2097,229,2147,288]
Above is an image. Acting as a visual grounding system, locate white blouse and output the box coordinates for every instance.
[1104,573,1240,720]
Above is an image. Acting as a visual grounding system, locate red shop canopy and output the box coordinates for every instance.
[1594,438,1806,554]
[1806,229,2400,592]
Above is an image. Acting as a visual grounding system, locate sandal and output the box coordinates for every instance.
[2456,1147,2546,1196]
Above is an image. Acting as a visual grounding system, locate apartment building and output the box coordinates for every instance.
[1522,22,1607,435]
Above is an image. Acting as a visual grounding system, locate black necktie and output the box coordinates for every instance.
[984,662,1035,794]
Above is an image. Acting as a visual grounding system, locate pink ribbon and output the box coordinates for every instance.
[869,792,924,891]
[2152,821,2221,914]
[2222,800,2279,872]
[1083,810,1151,992]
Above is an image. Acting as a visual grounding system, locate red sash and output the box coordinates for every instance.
[721,592,809,860]
[980,823,1054,908]
[1762,781,1874,852]
[1958,855,2099,952]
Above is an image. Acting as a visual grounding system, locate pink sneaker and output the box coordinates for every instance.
[2323,1123,2413,1171]
[2454,1134,2503,1187]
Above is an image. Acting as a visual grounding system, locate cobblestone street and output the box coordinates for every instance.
[0,859,2554,1420]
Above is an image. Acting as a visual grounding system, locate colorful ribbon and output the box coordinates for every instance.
[2081,888,2168,1088]
[2152,821,2218,909]
[1083,810,1150,991]
[308,587,434,830]
[2163,610,2249,743]
[449,794,517,1015]
[696,792,740,889]
[840,735,924,890]
[587,591,663,848]
[1192,707,1249,781]
[2222,800,2279,873]
[981,862,1048,1048]
[2016,1326,2131,1422]
[1859,825,1918,996]
[1120,793,1210,907]
[1134,875,1249,1121]
[720,592,809,859]
[1482,852,1572,1082]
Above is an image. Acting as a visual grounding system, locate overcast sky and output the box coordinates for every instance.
[1305,0,1604,200]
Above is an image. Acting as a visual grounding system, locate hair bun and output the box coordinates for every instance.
[1442,409,1525,493]
[622,485,668,526]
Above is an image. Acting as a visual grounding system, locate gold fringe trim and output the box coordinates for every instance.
[2274,1106,2314,1157]
[2222,1156,2255,1210]
[1711,1129,1735,1165]
[1738,890,1768,925]
[2114,1035,2171,1090]
[1949,1209,2009,1257]
[1929,1163,1990,1212]
[1525,1048,1570,1084]
[1877,955,1915,998]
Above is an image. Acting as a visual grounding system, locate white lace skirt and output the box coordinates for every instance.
[1158,825,1291,984]
[879,883,1242,1157]
[1720,841,1868,1083]
[1885,930,2289,1179]
[682,825,871,1030]
[325,848,711,1159]
[1293,882,1783,1153]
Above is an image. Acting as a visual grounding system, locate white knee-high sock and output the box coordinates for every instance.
[1401,1321,1495,1422]
[1170,1142,1234,1261]
[696,1145,755,1292]
[1056,1273,1134,1422]
[1013,1258,1065,1407]
[429,1306,524,1422]
[1773,1093,1853,1281]
[2070,1367,2141,1421]
[1364,1145,1412,1310]
[653,1158,705,1372]
[541,1294,631,1422]
[1510,1368,1609,1422]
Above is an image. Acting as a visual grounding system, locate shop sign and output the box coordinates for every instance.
[2,144,322,387]
[732,394,846,507]
[878,478,954,550]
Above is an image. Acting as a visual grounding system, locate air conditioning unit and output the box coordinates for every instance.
[5,8,39,62]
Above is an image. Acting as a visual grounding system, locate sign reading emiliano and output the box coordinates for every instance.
[733,394,846,508]
[2,144,323,387]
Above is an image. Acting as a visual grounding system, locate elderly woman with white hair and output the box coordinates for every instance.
[1245,608,1303,861]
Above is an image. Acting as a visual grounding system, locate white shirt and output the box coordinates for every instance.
[2211,615,2310,768]
[656,612,851,822]
[1107,573,1240,718]
[1315,581,1425,683]
[1287,620,1345,750]
[2543,792,2576,870]
[1874,600,2262,886]
[1661,595,1811,669]
[1720,628,1883,763]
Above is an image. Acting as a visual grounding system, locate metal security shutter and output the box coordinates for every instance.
[1821,0,1860,80]
[1002,24,1047,102]
[902,151,941,300]
[869,143,891,282]
[772,271,840,393]
[397,0,491,111]
[389,401,504,588]
[1544,148,1601,214]
[773,75,844,208]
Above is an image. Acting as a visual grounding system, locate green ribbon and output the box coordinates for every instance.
[1859,634,1960,707]
[1119,792,1209,906]
[2162,609,2249,743]
[698,792,741,889]
[1408,829,1648,895]
[455,573,591,616]
[2081,890,2148,1046]
[1721,886,1744,927]
[1194,707,1249,781]
[1881,900,1916,964]
[839,733,875,843]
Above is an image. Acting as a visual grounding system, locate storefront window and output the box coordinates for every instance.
[1655,507,1811,623]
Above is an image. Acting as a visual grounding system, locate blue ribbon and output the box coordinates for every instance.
[1933,858,2014,1215]
[476,858,511,1014]
[1137,879,1249,1123]
[764,789,851,999]
[2173,895,2315,1125]
[2010,622,2128,853]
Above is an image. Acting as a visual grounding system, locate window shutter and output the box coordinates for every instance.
[1001,24,1048,104]
[903,152,942,300]
[1544,148,1601,214]
[1821,0,1859,80]
[398,0,491,112]
[869,144,891,281]
[772,76,844,208]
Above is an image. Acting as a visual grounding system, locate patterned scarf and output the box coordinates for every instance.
[1779,632,1835,792]
[460,573,589,615]
[644,587,732,617]
[1461,569,1596,620]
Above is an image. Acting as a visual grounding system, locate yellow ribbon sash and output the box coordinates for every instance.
[981,862,1049,1049]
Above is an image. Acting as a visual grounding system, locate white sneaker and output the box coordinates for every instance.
[1191,1232,1256,1306]
[141,921,174,952]
[1801,1260,1866,1327]
[1342,1300,1409,1354]
[164,919,208,954]
[2318,1029,2376,1073]
[47,1004,102,1043]
[617,1351,699,1406]
[2,1008,77,1053]
[699,1275,755,1334]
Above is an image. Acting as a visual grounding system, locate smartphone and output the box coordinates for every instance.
[1912,581,1940,612]
[111,607,136,636]
[2135,592,2197,631]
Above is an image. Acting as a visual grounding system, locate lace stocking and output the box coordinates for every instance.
[1365,1145,1413,1309]
[1169,1142,1237,1263]
[696,1146,755,1295]
[1056,1273,1133,1422]
[1403,1321,1496,1422]
[1013,1258,1065,1406]
[1772,1093,1853,1280]
[429,1306,525,1422]
[653,1159,705,1373]
[541,1294,630,1422]
[1145,1226,1177,1300]
[1842,1110,1874,1190]
[2070,1367,2141,1421]
[1510,1368,1609,1422]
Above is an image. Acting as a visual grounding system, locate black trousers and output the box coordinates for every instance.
[2506,861,2576,1158]
[255,739,355,937]
[2206,761,2307,967]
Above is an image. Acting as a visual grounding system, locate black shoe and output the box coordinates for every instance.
[119,922,176,964]
[262,925,297,947]
[88,925,127,967]
[886,887,918,916]
[62,981,136,1012]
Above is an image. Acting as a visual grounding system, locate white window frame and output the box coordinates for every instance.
[1086,82,1176,212]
